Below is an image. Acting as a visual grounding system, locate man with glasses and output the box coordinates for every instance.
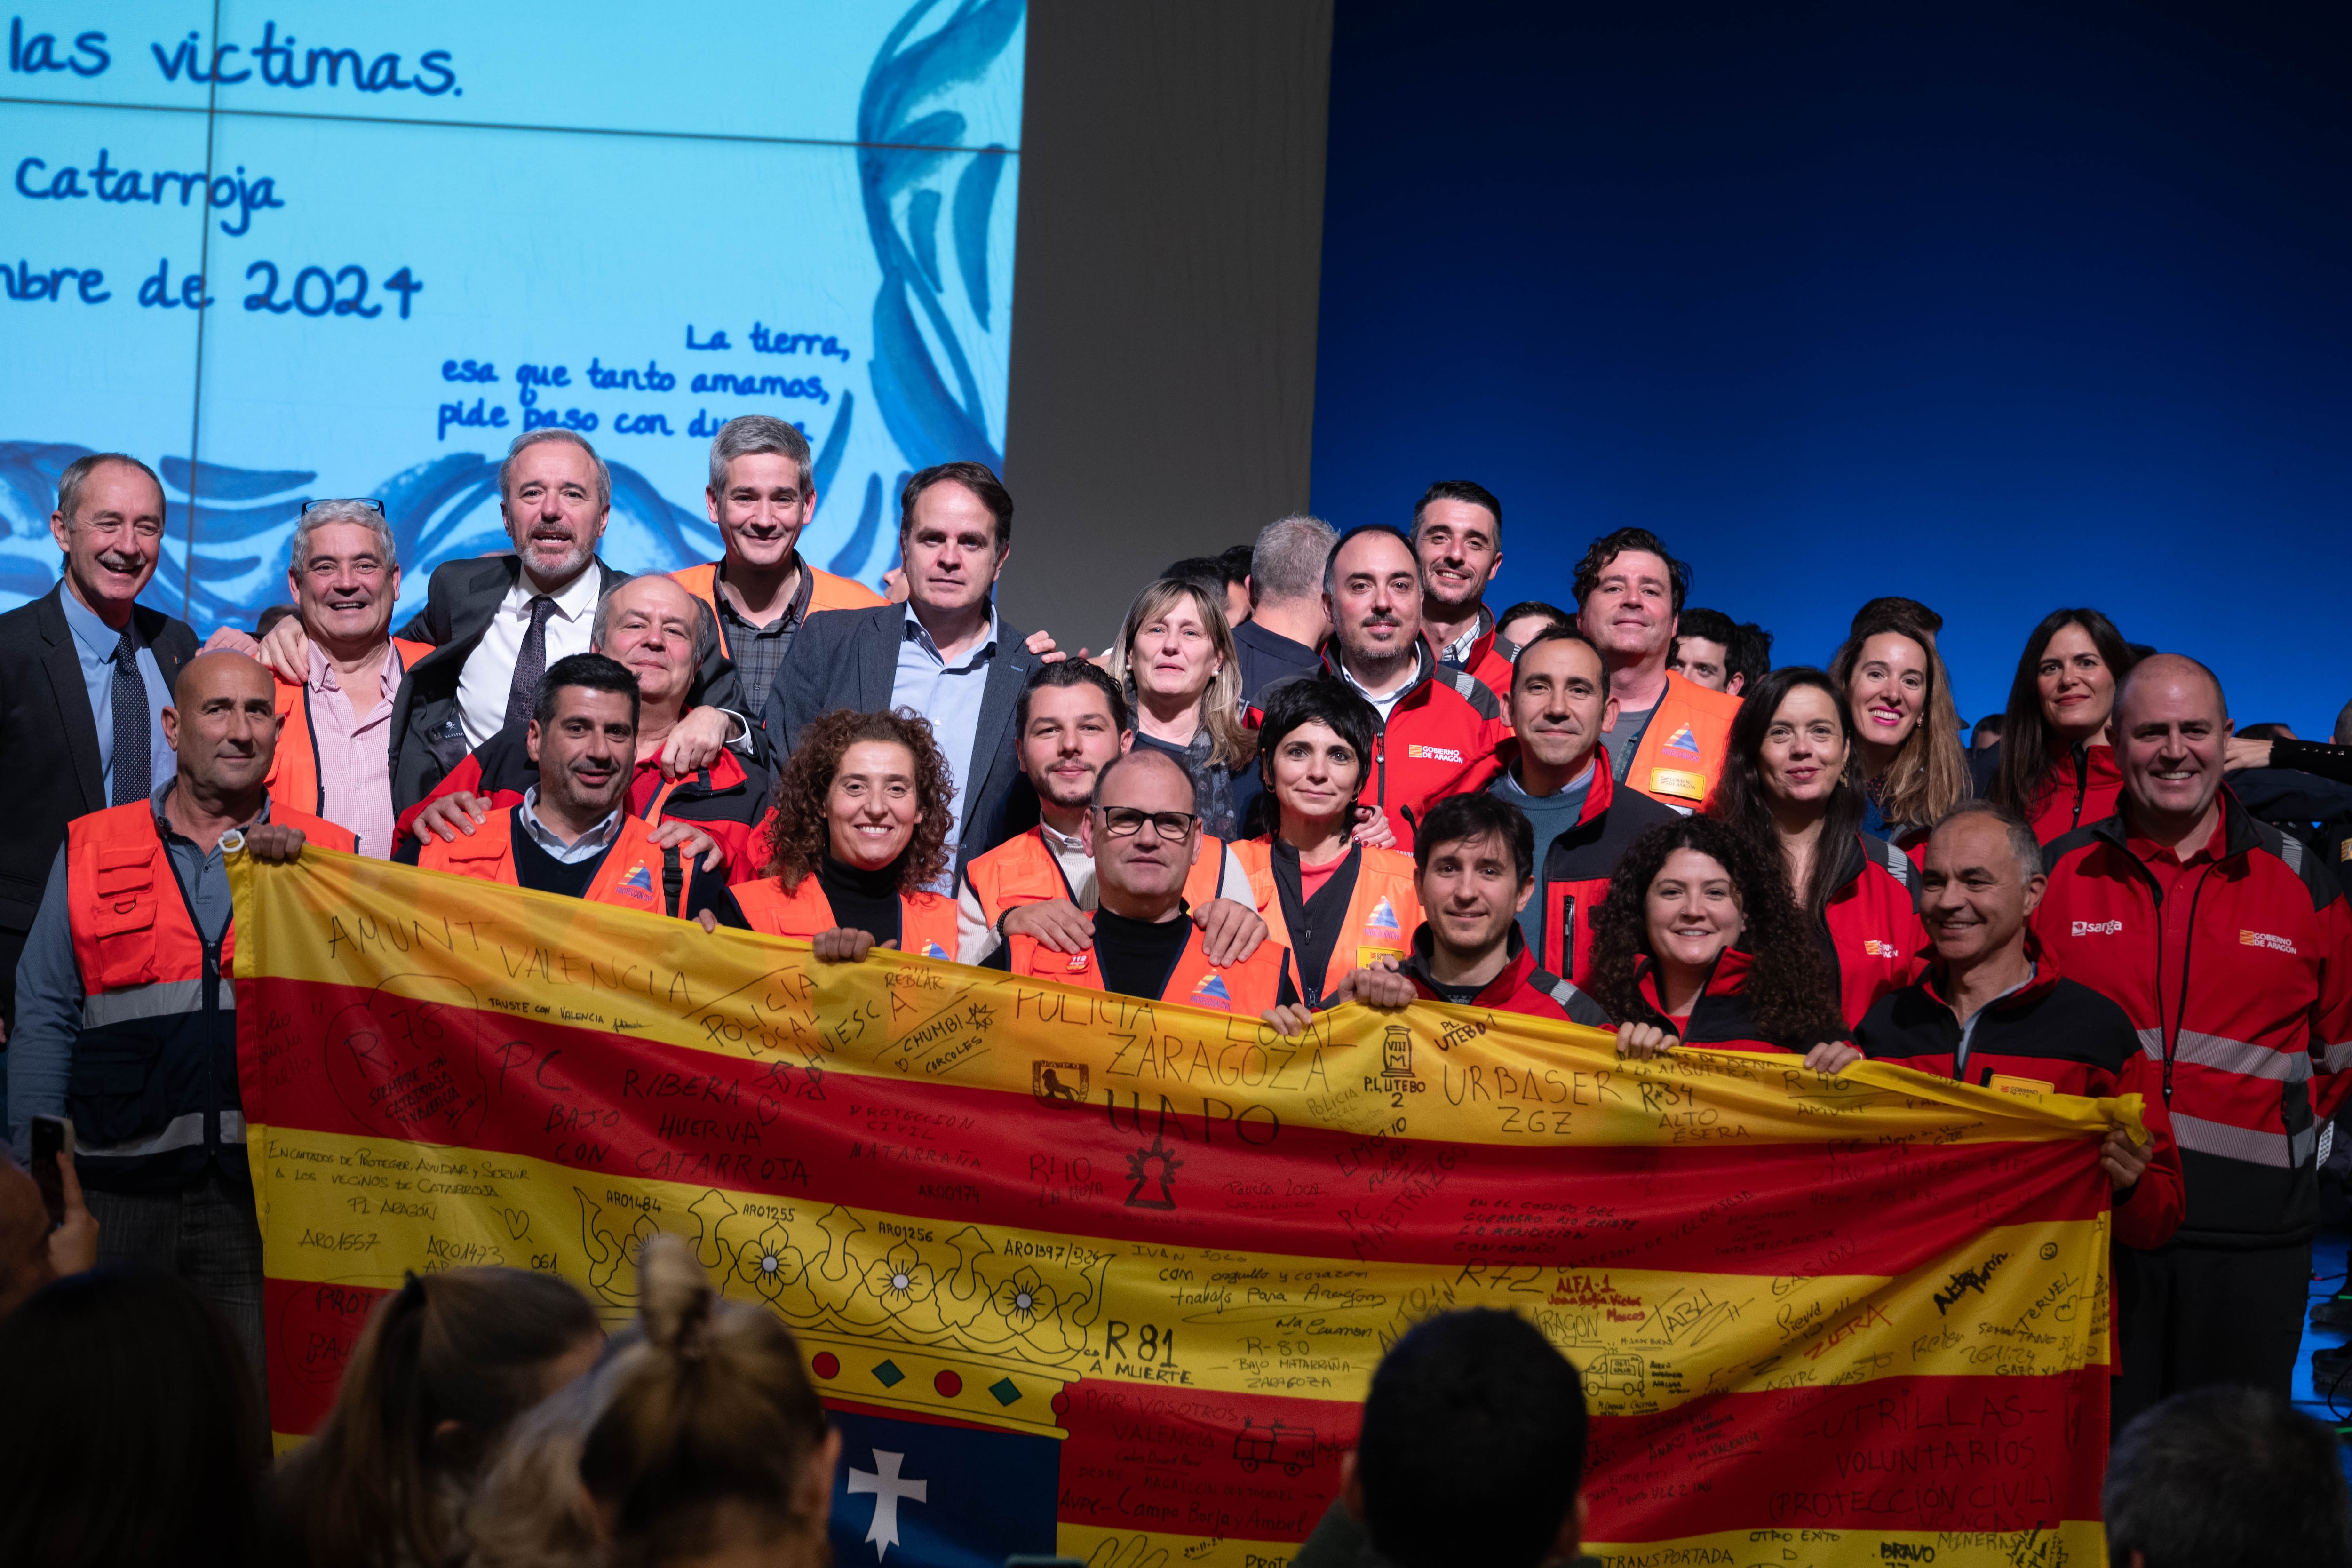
[0,454,199,1036]
[984,749,1302,1022]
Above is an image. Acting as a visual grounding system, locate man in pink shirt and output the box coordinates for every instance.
[220,499,426,856]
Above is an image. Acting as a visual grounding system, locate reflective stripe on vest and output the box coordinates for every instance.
[1232,839,1416,999]
[267,638,433,816]
[966,827,1228,926]
[64,802,350,1188]
[416,809,691,918]
[1006,924,1288,1014]
[732,875,961,960]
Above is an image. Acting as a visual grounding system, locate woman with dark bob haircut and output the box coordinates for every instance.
[1981,607,2139,842]
[710,708,961,961]
[1583,815,1855,1070]
[1706,666,1927,1028]
[1232,676,1422,1007]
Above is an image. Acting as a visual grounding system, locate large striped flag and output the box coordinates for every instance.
[230,846,2126,1567]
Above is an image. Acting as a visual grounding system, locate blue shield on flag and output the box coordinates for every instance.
[826,1403,1061,1567]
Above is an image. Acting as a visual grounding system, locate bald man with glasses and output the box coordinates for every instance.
[985,749,1302,1025]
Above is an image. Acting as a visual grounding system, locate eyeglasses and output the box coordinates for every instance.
[1095,806,1199,841]
[299,498,386,515]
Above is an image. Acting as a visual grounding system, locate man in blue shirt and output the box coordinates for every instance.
[0,453,197,1038]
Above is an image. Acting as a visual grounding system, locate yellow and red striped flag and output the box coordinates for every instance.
[231,846,2122,1567]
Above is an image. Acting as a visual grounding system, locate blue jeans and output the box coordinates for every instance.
[86,1172,266,1402]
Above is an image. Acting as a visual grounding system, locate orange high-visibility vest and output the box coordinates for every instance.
[731,873,960,961]
[1229,838,1418,1002]
[65,801,354,1188]
[1006,922,1290,1014]
[1622,671,1741,809]
[68,803,355,989]
[962,825,1229,927]
[266,637,435,817]
[415,808,695,918]
[670,560,886,658]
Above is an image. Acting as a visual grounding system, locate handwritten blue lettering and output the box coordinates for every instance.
[149,32,251,84]
[442,358,499,383]
[157,23,460,96]
[585,357,676,393]
[748,323,851,361]
[239,261,412,319]
[685,324,730,351]
[9,19,110,76]
[612,412,675,436]
[136,257,207,309]
[515,363,571,408]
[688,372,830,405]
[3,258,107,304]
[439,398,509,440]
[15,150,283,235]
[523,407,598,433]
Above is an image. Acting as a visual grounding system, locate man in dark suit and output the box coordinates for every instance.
[766,462,1046,883]
[0,453,197,1033]
[257,429,752,811]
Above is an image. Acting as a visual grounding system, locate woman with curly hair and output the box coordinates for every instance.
[1583,815,1856,1071]
[1706,667,1927,1027]
[1827,600,1970,849]
[1981,607,2139,842]
[1104,577,1260,837]
[711,708,960,962]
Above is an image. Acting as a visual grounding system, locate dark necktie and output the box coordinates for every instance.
[503,595,559,732]
[109,627,151,806]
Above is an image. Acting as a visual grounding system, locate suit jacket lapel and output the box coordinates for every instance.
[963,634,1034,815]
[443,557,523,652]
[863,606,900,710]
[37,586,105,812]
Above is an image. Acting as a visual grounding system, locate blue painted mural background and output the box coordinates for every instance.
[0,0,1025,633]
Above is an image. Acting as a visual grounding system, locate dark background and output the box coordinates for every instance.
[1306,1,2352,731]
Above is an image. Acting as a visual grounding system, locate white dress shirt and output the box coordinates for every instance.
[516,786,624,864]
[455,563,603,748]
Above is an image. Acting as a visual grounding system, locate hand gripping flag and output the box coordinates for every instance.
[230,846,2130,1567]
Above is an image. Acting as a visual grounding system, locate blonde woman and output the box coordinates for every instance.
[1104,576,1260,837]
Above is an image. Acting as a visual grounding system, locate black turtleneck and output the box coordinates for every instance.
[816,852,904,946]
[709,851,905,939]
[1089,904,1198,999]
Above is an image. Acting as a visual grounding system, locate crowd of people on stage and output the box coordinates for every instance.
[0,416,2349,1565]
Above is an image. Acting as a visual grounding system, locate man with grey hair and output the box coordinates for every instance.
[0,452,199,1032]
[670,414,885,721]
[2035,654,2352,1428]
[1232,513,1336,705]
[1855,798,2179,1249]
[209,499,423,856]
[256,428,748,811]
